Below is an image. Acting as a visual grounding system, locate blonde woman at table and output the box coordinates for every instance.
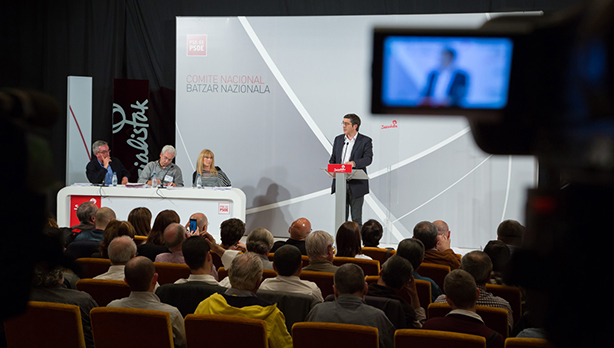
[192,149,231,187]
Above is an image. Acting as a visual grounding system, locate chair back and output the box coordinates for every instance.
[332,256,380,275]
[416,263,450,290]
[76,279,131,306]
[155,282,227,317]
[504,337,551,348]
[395,328,486,348]
[154,262,191,285]
[185,314,268,348]
[134,235,147,245]
[218,266,228,281]
[90,307,173,348]
[427,303,509,338]
[292,322,378,348]
[299,271,335,298]
[211,252,223,270]
[486,283,522,325]
[74,257,111,278]
[365,275,378,284]
[4,301,86,348]
[361,247,396,264]
[477,305,509,338]
[257,290,319,331]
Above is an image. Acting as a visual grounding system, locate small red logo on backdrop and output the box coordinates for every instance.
[328,164,352,173]
[218,202,230,215]
[381,120,398,130]
[187,35,207,56]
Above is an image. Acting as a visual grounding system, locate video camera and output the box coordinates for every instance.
[371,1,614,346]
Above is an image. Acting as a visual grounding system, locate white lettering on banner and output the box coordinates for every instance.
[112,100,150,176]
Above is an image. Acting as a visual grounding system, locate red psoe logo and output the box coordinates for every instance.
[187,35,207,56]
[328,164,352,173]
[218,202,230,215]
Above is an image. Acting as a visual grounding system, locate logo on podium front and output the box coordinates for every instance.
[218,202,230,215]
[328,164,352,173]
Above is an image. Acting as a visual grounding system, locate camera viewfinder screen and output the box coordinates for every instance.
[381,36,513,109]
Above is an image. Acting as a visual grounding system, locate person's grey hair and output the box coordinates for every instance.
[461,250,493,284]
[305,230,334,261]
[228,252,263,290]
[92,140,108,154]
[334,263,365,295]
[108,235,137,265]
[246,228,275,255]
[76,201,98,224]
[161,145,176,157]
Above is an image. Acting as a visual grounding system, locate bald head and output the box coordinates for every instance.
[433,220,450,237]
[124,256,157,292]
[108,236,137,265]
[95,207,116,230]
[190,213,208,233]
[163,223,186,251]
[289,218,311,241]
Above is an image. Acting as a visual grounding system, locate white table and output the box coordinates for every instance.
[57,185,246,241]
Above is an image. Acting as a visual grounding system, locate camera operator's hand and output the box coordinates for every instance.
[436,233,451,252]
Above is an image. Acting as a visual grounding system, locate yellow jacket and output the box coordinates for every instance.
[194,293,292,348]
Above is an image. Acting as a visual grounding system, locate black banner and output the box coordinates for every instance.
[112,79,150,182]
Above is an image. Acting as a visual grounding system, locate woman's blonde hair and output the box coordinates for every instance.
[196,149,217,176]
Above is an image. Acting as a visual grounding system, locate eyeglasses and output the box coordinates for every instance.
[99,150,110,155]
[342,121,352,126]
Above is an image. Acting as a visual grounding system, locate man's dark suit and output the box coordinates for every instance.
[424,69,468,106]
[329,132,373,225]
[85,156,130,184]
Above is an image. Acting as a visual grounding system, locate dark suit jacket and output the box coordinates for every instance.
[329,133,373,198]
[85,156,130,184]
[424,69,468,106]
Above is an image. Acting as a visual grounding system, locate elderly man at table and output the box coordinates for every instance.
[137,145,184,187]
[85,140,130,185]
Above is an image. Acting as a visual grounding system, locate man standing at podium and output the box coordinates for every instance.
[329,113,373,227]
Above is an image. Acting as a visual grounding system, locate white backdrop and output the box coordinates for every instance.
[175,13,538,250]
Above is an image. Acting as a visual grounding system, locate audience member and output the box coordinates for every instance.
[305,263,395,348]
[483,240,511,285]
[413,221,460,269]
[245,228,275,270]
[137,209,178,261]
[302,230,339,273]
[186,212,208,236]
[174,236,220,285]
[335,221,371,259]
[270,217,311,255]
[433,219,451,238]
[423,269,504,348]
[67,201,98,244]
[30,227,97,348]
[107,257,186,348]
[74,207,116,243]
[95,220,135,258]
[396,238,443,301]
[434,250,513,329]
[94,236,137,280]
[367,255,425,328]
[259,245,324,302]
[219,218,246,251]
[361,219,384,248]
[497,220,525,254]
[127,207,152,237]
[194,252,292,348]
[155,223,188,264]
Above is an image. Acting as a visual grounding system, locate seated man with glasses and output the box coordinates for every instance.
[86,139,130,185]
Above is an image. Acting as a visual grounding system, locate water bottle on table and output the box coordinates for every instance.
[152,172,159,187]
[112,172,118,187]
